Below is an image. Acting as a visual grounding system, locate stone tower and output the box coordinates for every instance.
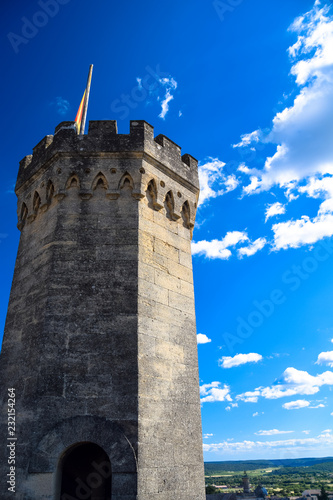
[0,120,205,500]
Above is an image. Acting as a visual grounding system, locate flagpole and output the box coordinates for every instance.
[80,64,93,136]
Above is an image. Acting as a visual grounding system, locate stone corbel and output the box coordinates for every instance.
[79,189,93,200]
[106,190,120,200]
[54,189,66,201]
[132,192,145,201]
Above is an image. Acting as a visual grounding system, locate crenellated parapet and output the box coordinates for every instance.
[16,120,199,234]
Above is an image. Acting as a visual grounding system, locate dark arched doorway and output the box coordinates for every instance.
[60,442,111,500]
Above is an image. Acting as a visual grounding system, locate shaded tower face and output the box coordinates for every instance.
[0,120,205,500]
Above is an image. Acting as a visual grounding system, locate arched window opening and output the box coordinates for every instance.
[164,191,174,220]
[33,191,41,213]
[59,442,111,500]
[20,202,28,222]
[46,180,55,202]
[146,179,157,207]
[181,200,191,227]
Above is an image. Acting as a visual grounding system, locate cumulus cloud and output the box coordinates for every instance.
[198,158,239,207]
[219,353,263,369]
[237,238,267,257]
[253,412,264,417]
[158,77,177,119]
[265,202,286,222]
[231,2,333,250]
[192,232,266,260]
[197,333,212,344]
[237,366,333,402]
[316,350,333,367]
[239,3,333,192]
[192,231,248,259]
[272,213,333,250]
[283,400,311,410]
[255,429,294,436]
[200,382,232,403]
[203,430,333,454]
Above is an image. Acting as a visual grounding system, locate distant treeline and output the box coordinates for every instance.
[204,457,333,474]
[267,462,333,475]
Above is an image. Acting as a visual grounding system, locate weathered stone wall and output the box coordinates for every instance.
[0,120,205,500]
[137,160,204,500]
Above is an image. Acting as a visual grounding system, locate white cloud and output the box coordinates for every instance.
[203,430,333,454]
[240,3,333,193]
[302,430,311,434]
[192,231,248,259]
[200,381,232,403]
[255,429,294,436]
[50,96,70,116]
[158,77,177,119]
[197,333,212,344]
[226,403,239,411]
[219,353,263,369]
[238,238,267,257]
[203,433,213,439]
[253,412,264,417]
[319,429,332,437]
[198,158,239,207]
[233,130,262,148]
[272,213,333,250]
[283,400,311,410]
[265,202,286,222]
[192,232,267,260]
[232,2,333,250]
[237,366,333,402]
[316,350,333,367]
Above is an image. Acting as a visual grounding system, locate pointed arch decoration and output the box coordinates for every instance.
[181,200,192,228]
[20,202,28,222]
[66,174,80,189]
[146,178,163,210]
[164,190,175,220]
[92,172,108,190]
[146,179,157,205]
[33,191,41,213]
[46,180,55,203]
[118,172,134,191]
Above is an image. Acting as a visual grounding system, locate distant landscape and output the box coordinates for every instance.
[204,458,333,496]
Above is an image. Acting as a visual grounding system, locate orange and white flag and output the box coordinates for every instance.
[74,90,86,134]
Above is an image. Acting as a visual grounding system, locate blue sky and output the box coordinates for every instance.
[1,0,333,461]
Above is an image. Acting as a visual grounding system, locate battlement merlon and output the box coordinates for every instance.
[16,120,199,194]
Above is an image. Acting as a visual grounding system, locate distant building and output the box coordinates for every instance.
[243,472,251,494]
[302,490,321,499]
